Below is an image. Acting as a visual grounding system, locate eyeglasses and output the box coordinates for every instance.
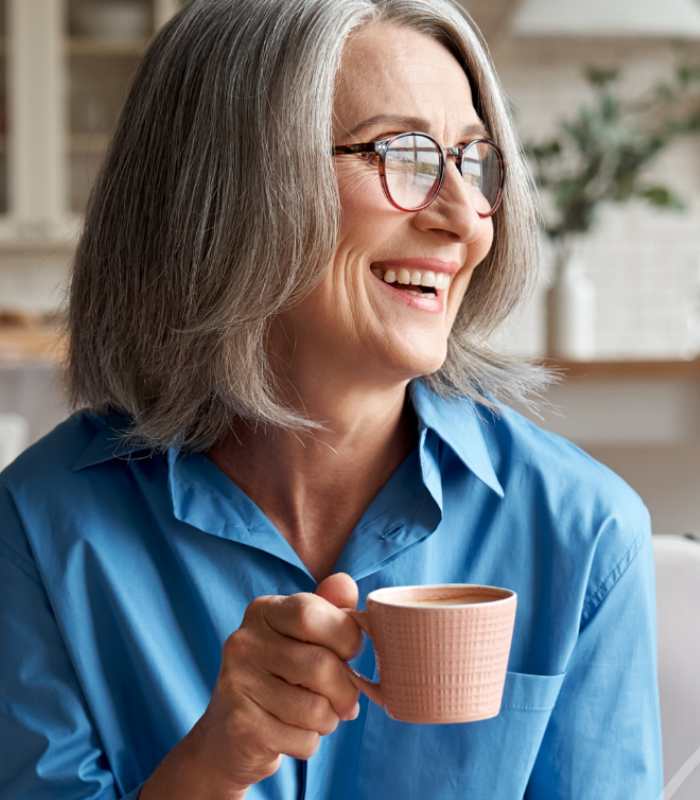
[332,131,505,216]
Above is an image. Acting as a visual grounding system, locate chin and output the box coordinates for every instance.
[393,351,447,380]
[416,360,446,379]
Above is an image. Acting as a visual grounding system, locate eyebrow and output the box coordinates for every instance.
[348,113,490,138]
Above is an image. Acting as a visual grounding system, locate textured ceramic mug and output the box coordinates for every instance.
[343,583,517,724]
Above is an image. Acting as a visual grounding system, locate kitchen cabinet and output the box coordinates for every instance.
[0,0,184,250]
[0,3,7,217]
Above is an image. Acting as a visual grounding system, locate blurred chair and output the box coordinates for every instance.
[0,413,29,471]
[653,533,700,799]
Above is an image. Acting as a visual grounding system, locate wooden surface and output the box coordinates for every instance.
[0,324,67,365]
[540,357,700,379]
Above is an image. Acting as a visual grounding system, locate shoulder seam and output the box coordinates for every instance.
[581,530,647,626]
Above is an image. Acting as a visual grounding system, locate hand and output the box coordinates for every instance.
[141,572,363,799]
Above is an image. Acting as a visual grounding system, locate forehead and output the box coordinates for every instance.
[333,22,477,138]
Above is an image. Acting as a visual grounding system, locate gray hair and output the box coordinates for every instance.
[62,0,557,453]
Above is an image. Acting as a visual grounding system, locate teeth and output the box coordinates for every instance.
[436,273,451,289]
[371,266,453,291]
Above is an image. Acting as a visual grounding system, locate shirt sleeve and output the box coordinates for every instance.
[524,508,664,799]
[0,479,138,799]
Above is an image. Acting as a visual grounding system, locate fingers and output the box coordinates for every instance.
[231,623,360,719]
[314,572,359,610]
[247,671,343,735]
[258,592,364,662]
[230,604,361,720]
[236,692,323,762]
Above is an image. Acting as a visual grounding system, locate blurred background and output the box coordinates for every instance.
[4,1,697,535]
[0,0,698,795]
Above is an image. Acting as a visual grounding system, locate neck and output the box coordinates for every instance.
[207,378,418,559]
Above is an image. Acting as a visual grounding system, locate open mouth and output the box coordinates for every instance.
[370,266,450,297]
[383,282,436,296]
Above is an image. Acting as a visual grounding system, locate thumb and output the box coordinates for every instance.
[314,571,359,610]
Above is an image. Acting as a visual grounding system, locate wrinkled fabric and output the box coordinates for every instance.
[0,379,662,799]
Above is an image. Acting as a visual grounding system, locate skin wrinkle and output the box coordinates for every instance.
[337,168,376,202]
[345,247,378,366]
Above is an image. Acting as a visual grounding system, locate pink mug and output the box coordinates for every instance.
[343,583,517,724]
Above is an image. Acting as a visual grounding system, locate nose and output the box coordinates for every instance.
[412,160,485,243]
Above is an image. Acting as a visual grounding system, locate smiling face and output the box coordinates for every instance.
[270,22,496,388]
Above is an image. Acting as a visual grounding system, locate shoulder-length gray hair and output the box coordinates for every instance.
[62,0,556,453]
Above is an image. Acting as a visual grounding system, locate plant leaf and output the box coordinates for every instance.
[584,66,620,88]
[637,185,687,210]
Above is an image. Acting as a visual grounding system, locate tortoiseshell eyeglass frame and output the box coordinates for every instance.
[332,130,505,216]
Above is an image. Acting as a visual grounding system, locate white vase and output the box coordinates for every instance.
[546,251,596,359]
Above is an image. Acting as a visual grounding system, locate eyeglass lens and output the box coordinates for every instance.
[384,133,502,214]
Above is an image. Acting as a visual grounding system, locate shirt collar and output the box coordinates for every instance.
[72,383,504,499]
[409,379,504,498]
[72,410,151,471]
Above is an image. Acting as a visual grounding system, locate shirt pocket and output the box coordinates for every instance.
[357,670,566,800]
[500,669,565,712]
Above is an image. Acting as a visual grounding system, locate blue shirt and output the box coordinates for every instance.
[0,379,663,799]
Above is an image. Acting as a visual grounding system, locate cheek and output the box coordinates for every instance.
[472,218,495,267]
[460,219,495,284]
[336,163,388,237]
[448,221,495,314]
[337,163,379,200]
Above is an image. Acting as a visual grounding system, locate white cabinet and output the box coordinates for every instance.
[0,0,184,250]
[0,3,8,218]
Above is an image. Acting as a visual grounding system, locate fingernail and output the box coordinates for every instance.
[349,702,360,720]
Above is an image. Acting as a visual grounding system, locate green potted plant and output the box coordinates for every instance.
[523,58,700,358]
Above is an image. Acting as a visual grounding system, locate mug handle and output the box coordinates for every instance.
[341,608,385,708]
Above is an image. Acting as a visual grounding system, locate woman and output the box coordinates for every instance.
[0,1,662,798]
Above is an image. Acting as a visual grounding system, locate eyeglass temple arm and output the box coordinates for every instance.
[332,143,377,155]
